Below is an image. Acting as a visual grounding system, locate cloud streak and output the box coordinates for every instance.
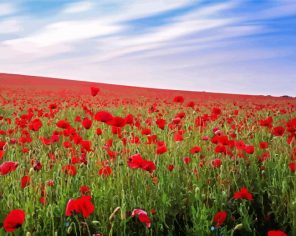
[0,3,17,16]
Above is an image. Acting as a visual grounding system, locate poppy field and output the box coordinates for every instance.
[0,74,295,236]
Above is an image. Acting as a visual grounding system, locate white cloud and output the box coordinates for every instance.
[122,19,232,46]
[87,2,239,62]
[2,0,196,53]
[0,19,21,34]
[5,19,124,47]
[125,25,263,61]
[256,2,296,19]
[0,3,16,16]
[178,1,239,20]
[63,1,94,14]
[106,0,196,22]
[92,18,233,62]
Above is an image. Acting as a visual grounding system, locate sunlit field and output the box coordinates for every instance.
[0,74,295,236]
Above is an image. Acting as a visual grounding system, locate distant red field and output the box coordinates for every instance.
[1,73,292,101]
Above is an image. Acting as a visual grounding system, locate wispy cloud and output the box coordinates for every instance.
[62,1,94,14]
[6,19,123,47]
[0,3,17,16]
[0,19,21,34]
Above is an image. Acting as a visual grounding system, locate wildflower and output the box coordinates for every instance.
[0,161,18,175]
[21,175,31,188]
[233,187,253,201]
[66,196,95,218]
[132,209,151,228]
[213,211,227,227]
[268,230,287,236]
[90,86,100,96]
[3,209,25,232]
[173,96,184,103]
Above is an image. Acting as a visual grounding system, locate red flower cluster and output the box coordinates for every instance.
[233,187,253,201]
[128,154,156,173]
[65,195,95,218]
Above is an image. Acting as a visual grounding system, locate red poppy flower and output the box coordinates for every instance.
[141,160,156,173]
[142,128,151,135]
[47,180,55,187]
[32,160,42,171]
[63,141,72,148]
[49,103,57,109]
[80,185,91,195]
[127,154,145,169]
[214,145,227,154]
[82,117,92,129]
[3,209,25,232]
[0,141,7,150]
[146,134,157,144]
[174,133,184,142]
[95,111,113,123]
[156,118,166,130]
[107,116,126,128]
[260,116,273,127]
[190,146,201,154]
[96,128,102,135]
[0,150,4,160]
[288,162,296,172]
[56,120,70,129]
[186,101,195,108]
[167,164,174,171]
[128,154,156,173]
[245,145,255,154]
[40,137,52,145]
[98,166,112,176]
[272,126,285,136]
[259,142,268,149]
[51,134,60,143]
[65,199,78,217]
[74,115,81,122]
[173,96,184,103]
[66,195,94,218]
[40,196,46,205]
[212,107,222,115]
[213,211,227,227]
[132,209,151,228]
[233,187,253,201]
[62,164,77,176]
[80,140,92,152]
[124,114,134,125]
[29,118,42,131]
[90,86,100,96]
[212,158,222,168]
[0,161,18,175]
[268,230,287,236]
[21,175,31,188]
[156,145,167,155]
[150,208,156,215]
[183,156,191,164]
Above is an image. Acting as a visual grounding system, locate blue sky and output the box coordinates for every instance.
[0,0,295,96]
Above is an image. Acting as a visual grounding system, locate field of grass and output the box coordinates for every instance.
[0,74,295,236]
